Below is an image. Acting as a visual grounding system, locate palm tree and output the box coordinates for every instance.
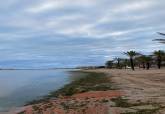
[144,55,152,70]
[124,51,139,70]
[153,32,165,44]
[122,59,129,69]
[116,58,129,69]
[114,58,122,69]
[136,55,146,69]
[153,50,165,69]
[105,60,113,68]
[158,32,165,36]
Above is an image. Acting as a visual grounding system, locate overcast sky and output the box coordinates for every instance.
[0,0,165,68]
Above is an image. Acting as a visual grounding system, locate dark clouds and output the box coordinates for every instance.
[0,0,165,68]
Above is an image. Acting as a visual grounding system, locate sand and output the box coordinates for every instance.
[12,68,165,114]
[88,68,165,103]
[13,91,121,114]
[86,68,165,113]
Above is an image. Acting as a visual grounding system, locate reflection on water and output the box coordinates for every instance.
[0,69,79,112]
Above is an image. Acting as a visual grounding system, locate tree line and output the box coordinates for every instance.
[105,50,165,70]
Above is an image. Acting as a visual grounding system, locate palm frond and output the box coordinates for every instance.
[153,32,165,44]
[157,32,165,36]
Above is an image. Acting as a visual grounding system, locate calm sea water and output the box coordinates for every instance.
[0,69,80,112]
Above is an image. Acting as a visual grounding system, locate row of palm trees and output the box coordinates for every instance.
[106,50,165,70]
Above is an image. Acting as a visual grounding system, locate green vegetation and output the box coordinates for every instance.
[101,99,109,103]
[136,55,153,70]
[105,50,165,70]
[49,72,113,97]
[105,60,113,68]
[121,108,160,114]
[111,97,150,108]
[124,51,140,70]
[27,71,113,105]
[153,50,165,69]
[111,97,133,108]
[111,97,163,114]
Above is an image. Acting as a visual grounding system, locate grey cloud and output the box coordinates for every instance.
[0,0,164,68]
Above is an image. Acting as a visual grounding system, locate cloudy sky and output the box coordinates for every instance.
[0,0,165,68]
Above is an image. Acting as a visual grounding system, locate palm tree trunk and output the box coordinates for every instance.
[130,58,134,70]
[142,62,145,69]
[146,62,150,70]
[117,60,120,69]
[157,57,161,69]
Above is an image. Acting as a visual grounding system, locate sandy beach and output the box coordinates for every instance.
[89,68,165,102]
[13,68,165,114]
[1,0,165,113]
[86,68,165,113]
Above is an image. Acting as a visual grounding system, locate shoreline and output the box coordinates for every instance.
[14,68,165,114]
[15,71,122,114]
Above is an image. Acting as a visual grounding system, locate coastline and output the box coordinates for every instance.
[16,68,165,114]
[15,70,121,114]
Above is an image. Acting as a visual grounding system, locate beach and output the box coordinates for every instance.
[86,68,165,113]
[15,68,165,114]
[1,0,165,113]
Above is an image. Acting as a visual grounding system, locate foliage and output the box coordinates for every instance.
[124,51,139,58]
[105,60,113,68]
[153,50,165,69]
[123,51,139,70]
[105,50,165,70]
